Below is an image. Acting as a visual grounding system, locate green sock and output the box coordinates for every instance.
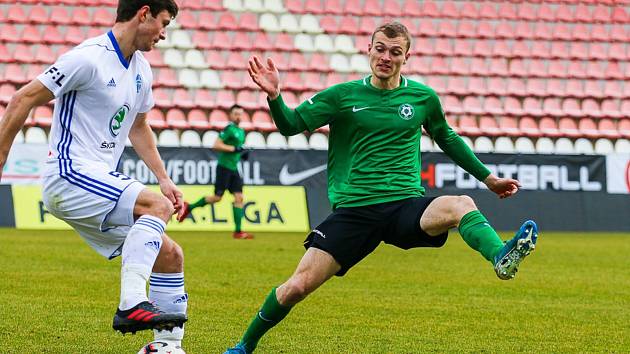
[233,205,243,232]
[458,210,505,262]
[239,288,292,352]
[189,196,208,210]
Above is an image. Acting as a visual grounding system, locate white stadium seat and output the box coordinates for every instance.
[300,14,322,34]
[243,0,265,12]
[184,49,207,69]
[259,13,280,32]
[179,69,201,88]
[314,34,335,53]
[574,138,594,154]
[279,14,300,33]
[474,136,493,153]
[158,129,180,147]
[535,137,555,154]
[555,138,575,154]
[594,138,615,155]
[615,139,630,154]
[202,130,219,148]
[330,53,351,72]
[223,0,244,11]
[263,0,285,13]
[514,137,536,153]
[164,49,185,68]
[13,129,24,144]
[350,54,371,73]
[308,132,328,150]
[266,132,288,149]
[171,30,193,49]
[294,33,315,52]
[494,137,515,153]
[200,70,222,89]
[244,131,267,149]
[420,136,433,152]
[24,127,47,144]
[180,130,201,147]
[287,133,309,149]
[335,35,357,54]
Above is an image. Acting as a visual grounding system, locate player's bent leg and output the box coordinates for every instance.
[149,234,188,346]
[225,248,341,354]
[113,189,186,334]
[232,192,253,239]
[493,220,539,280]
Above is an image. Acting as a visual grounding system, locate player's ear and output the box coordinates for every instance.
[138,5,150,22]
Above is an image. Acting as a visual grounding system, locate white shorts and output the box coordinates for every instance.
[42,161,146,259]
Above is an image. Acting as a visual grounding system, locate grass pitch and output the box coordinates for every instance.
[1,229,629,353]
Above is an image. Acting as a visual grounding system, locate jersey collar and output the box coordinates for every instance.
[362,75,408,90]
[107,30,130,69]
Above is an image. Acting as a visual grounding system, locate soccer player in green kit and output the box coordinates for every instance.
[224,22,539,353]
[178,104,254,239]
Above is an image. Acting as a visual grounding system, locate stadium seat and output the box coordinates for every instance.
[24,126,48,144]
[473,136,493,153]
[619,120,630,139]
[574,138,595,155]
[563,98,583,118]
[300,14,322,34]
[479,116,501,136]
[166,109,189,129]
[164,49,185,68]
[264,0,285,13]
[158,130,180,147]
[266,132,288,149]
[539,117,561,138]
[535,137,555,154]
[420,136,434,152]
[519,117,541,137]
[598,119,620,139]
[458,116,480,136]
[295,33,316,52]
[514,137,535,154]
[559,118,581,138]
[184,49,207,69]
[280,13,300,33]
[523,97,544,117]
[244,131,266,149]
[209,109,230,130]
[615,138,630,153]
[554,138,575,154]
[32,106,53,127]
[259,13,280,32]
[308,132,328,150]
[251,110,275,132]
[202,130,219,148]
[236,90,260,110]
[146,108,167,129]
[180,130,202,147]
[287,134,310,150]
[504,97,523,116]
[179,69,201,89]
[594,138,615,155]
[186,109,209,130]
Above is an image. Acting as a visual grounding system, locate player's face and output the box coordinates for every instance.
[229,108,244,123]
[136,9,172,52]
[368,32,410,81]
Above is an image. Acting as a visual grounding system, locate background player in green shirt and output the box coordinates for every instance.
[224,22,539,353]
[178,104,254,239]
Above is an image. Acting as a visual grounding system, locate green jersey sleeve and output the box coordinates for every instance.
[295,85,341,132]
[423,92,491,182]
[219,125,235,144]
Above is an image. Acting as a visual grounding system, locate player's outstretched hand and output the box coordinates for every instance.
[248,56,280,99]
[159,179,184,217]
[484,174,520,199]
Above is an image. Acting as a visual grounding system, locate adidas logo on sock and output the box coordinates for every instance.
[107,78,116,87]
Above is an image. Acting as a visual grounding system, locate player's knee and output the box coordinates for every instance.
[170,242,184,267]
[282,278,309,304]
[152,196,175,223]
[454,195,477,218]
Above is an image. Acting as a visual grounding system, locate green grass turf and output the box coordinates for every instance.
[1,229,629,353]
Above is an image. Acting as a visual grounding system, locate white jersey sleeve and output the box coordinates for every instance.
[37,50,97,98]
[139,73,154,114]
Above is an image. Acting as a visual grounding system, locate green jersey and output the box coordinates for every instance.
[218,122,245,171]
[293,75,491,209]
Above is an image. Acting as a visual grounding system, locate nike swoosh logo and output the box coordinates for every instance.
[352,106,371,112]
[279,164,327,185]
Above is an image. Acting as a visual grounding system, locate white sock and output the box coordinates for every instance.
[150,272,187,345]
[119,215,165,310]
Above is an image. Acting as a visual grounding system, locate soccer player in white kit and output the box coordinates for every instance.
[0,0,189,349]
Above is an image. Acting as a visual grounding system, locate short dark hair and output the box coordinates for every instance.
[116,0,179,23]
[229,104,244,113]
[371,21,412,52]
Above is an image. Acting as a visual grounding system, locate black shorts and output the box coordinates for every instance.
[214,165,243,196]
[304,197,448,276]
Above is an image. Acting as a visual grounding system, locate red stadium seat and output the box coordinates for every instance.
[504,97,523,117]
[34,45,55,64]
[458,115,481,136]
[338,16,360,35]
[500,116,520,137]
[574,4,592,23]
[92,8,113,27]
[3,64,27,85]
[450,57,470,76]
[211,32,232,50]
[13,44,35,64]
[578,118,599,138]
[236,90,259,110]
[0,45,10,63]
[585,61,604,79]
[598,119,620,139]
[582,99,602,119]
[460,2,479,19]
[225,51,248,70]
[477,116,501,136]
[422,1,440,17]
[177,11,198,30]
[488,58,508,76]
[41,26,65,45]
[457,21,477,39]
[288,52,308,72]
[146,109,167,130]
[50,6,72,25]
[510,41,531,58]
[604,62,624,80]
[238,12,258,31]
[462,96,483,115]
[479,2,498,19]
[568,61,588,79]
[21,25,41,44]
[554,24,572,41]
[156,69,179,88]
[193,89,214,110]
[198,12,218,31]
[519,117,541,138]
[555,4,573,22]
[209,109,230,130]
[548,60,567,78]
[603,81,623,99]
[319,15,338,33]
[584,80,604,99]
[274,33,294,51]
[546,79,566,97]
[467,77,487,96]
[284,72,304,91]
[437,21,457,38]
[221,71,244,90]
[610,25,628,42]
[0,84,16,104]
[173,89,195,109]
[442,95,462,115]
[526,79,547,98]
[562,98,583,117]
[143,49,165,68]
[251,32,272,51]
[64,26,85,45]
[495,22,517,39]
[205,51,226,70]
[612,7,628,23]
[550,42,570,59]
[523,97,544,116]
[286,0,305,13]
[543,98,563,117]
[588,43,607,61]
[358,17,377,35]
[239,111,254,132]
[29,6,49,24]
[402,0,423,17]
[344,0,363,16]
[152,88,172,108]
[215,90,236,110]
[251,110,275,132]
[308,53,329,72]
[441,1,459,18]
[620,119,630,138]
[486,77,507,96]
[33,106,53,127]
[382,0,402,17]
[473,40,492,57]
[572,24,590,42]
[304,0,325,14]
[6,5,27,24]
[539,117,561,137]
[569,42,589,60]
[608,43,626,61]
[590,25,609,42]
[509,59,527,77]
[418,20,437,38]
[217,12,238,31]
[483,97,504,116]
[601,99,622,119]
[476,22,494,39]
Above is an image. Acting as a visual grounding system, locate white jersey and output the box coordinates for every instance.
[38,31,154,172]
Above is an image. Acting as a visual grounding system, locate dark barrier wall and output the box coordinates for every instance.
[118,148,630,232]
[0,185,16,227]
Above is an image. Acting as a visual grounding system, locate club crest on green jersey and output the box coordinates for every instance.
[398,103,414,120]
[109,104,130,137]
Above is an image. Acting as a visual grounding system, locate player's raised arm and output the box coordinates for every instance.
[247,56,307,136]
[129,112,183,213]
[0,80,54,181]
